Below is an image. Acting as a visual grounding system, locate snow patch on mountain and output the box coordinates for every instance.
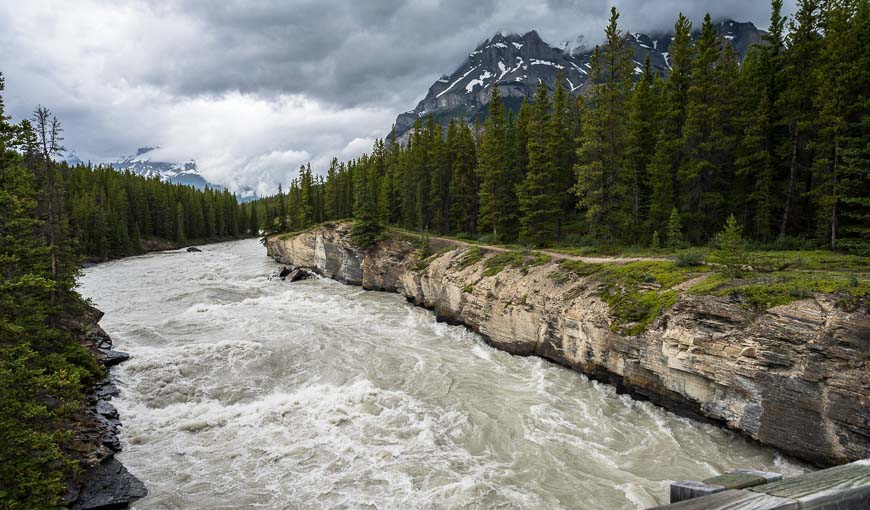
[391,18,764,142]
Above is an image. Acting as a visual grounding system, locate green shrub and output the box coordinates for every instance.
[603,290,678,336]
[480,251,552,277]
[666,208,685,249]
[712,214,748,278]
[558,259,601,277]
[675,250,705,267]
[417,228,432,259]
[0,344,86,508]
[350,220,384,249]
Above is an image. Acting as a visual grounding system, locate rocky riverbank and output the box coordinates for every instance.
[266,222,870,467]
[61,305,146,509]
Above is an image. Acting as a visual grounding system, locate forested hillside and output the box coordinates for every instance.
[256,1,868,255]
[0,74,108,507]
[65,166,259,260]
[0,72,263,506]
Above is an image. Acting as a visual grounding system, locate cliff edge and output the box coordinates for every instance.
[266,223,869,467]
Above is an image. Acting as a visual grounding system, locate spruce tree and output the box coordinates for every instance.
[447,122,479,235]
[324,157,340,220]
[519,85,561,245]
[546,71,575,237]
[647,13,692,234]
[715,214,747,278]
[678,14,737,243]
[477,85,519,241]
[574,7,633,241]
[175,202,186,242]
[428,121,451,233]
[666,207,684,249]
[276,183,288,231]
[778,0,822,236]
[735,46,776,240]
[625,57,658,240]
[249,204,260,235]
[811,0,868,250]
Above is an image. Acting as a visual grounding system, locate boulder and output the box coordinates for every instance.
[98,349,130,367]
[70,458,146,510]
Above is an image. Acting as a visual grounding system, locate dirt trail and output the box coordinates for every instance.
[428,235,671,265]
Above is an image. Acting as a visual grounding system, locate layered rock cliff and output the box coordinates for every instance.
[266,223,870,467]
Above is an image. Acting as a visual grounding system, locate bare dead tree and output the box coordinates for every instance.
[31,105,66,292]
[32,105,65,160]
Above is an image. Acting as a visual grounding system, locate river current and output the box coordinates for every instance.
[78,239,803,510]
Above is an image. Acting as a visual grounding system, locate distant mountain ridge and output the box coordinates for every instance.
[109,147,258,201]
[110,146,215,190]
[392,19,764,141]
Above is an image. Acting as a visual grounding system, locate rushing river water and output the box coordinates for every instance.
[78,239,803,510]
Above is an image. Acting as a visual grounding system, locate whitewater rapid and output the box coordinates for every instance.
[78,239,804,509]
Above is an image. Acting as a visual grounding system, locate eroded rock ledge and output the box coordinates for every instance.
[62,305,146,509]
[266,223,869,467]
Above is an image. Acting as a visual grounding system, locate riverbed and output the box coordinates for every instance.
[78,239,803,509]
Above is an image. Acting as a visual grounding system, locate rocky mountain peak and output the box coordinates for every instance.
[391,19,765,141]
[135,146,158,157]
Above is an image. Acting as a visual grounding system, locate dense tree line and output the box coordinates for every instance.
[65,166,259,260]
[1,75,106,507]
[257,0,868,254]
[0,73,265,505]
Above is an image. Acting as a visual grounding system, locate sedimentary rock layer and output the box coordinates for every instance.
[266,223,870,467]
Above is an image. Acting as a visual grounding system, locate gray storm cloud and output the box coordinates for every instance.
[0,0,794,195]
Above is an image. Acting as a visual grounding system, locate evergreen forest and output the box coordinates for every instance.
[254,1,869,255]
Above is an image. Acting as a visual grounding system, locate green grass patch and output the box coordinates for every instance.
[528,252,552,266]
[603,290,680,336]
[549,259,601,283]
[462,283,475,293]
[481,250,551,277]
[482,251,526,276]
[690,271,870,311]
[595,261,706,335]
[744,250,870,272]
[548,244,869,273]
[457,246,484,270]
[549,259,707,334]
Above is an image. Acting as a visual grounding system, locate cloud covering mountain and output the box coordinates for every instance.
[0,1,795,195]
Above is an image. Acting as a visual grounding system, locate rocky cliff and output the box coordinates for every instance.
[62,305,146,509]
[266,223,869,467]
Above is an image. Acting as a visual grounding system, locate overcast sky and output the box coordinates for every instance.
[0,0,795,195]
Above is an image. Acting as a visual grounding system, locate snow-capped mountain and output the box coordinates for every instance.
[110,147,218,191]
[392,19,763,140]
[64,151,84,167]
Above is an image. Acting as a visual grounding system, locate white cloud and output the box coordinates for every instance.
[0,0,794,196]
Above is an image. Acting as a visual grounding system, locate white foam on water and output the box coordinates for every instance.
[79,239,810,510]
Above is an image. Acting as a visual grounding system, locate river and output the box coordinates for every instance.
[78,239,803,509]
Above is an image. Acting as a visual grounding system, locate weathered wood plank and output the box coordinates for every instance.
[733,469,783,484]
[704,472,769,490]
[751,459,870,503]
[650,489,798,510]
[655,461,870,509]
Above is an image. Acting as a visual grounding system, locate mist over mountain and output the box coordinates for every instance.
[109,147,257,201]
